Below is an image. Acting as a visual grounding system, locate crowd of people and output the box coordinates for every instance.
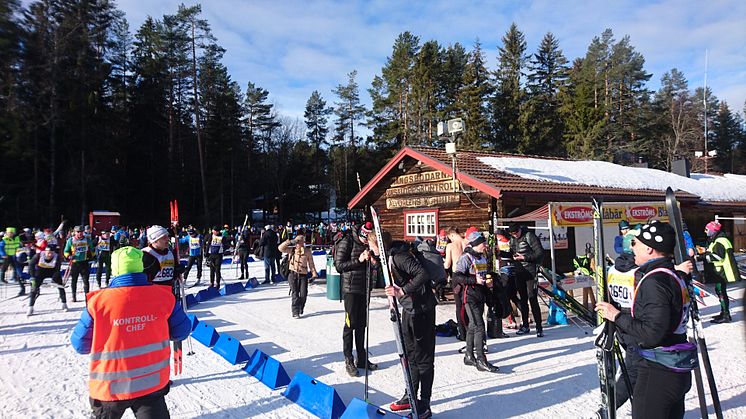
[0,215,739,419]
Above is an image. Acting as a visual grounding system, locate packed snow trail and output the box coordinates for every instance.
[1,257,744,418]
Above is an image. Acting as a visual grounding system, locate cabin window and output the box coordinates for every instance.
[404,210,438,238]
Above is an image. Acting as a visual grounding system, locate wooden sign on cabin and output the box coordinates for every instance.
[385,170,462,209]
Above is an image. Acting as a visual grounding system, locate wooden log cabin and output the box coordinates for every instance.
[347,145,746,272]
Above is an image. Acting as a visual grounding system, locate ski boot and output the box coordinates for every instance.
[26,306,34,317]
[537,329,545,338]
[356,357,378,371]
[711,312,732,324]
[61,303,69,312]
[390,394,411,411]
[344,357,358,377]
[516,325,530,335]
[475,356,499,373]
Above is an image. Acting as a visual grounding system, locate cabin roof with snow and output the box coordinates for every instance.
[348,146,746,209]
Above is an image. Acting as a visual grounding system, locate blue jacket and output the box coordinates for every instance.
[70,272,191,354]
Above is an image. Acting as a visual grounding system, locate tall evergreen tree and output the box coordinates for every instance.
[456,40,491,149]
[332,70,366,204]
[492,23,526,152]
[304,90,331,202]
[712,102,744,173]
[519,32,568,155]
[411,40,442,145]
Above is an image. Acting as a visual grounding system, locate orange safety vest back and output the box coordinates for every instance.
[87,284,175,401]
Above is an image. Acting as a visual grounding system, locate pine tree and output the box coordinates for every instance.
[492,23,526,152]
[456,40,491,149]
[520,32,568,155]
[332,70,366,204]
[712,102,744,173]
[304,90,331,201]
[411,40,442,145]
[438,43,467,123]
[650,69,699,170]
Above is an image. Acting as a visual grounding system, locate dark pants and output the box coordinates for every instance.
[343,293,367,360]
[289,271,308,315]
[184,255,203,280]
[96,253,111,287]
[263,256,276,283]
[454,288,466,339]
[402,308,436,407]
[208,253,222,288]
[464,301,486,357]
[516,271,542,331]
[90,384,170,419]
[70,261,91,299]
[29,268,66,306]
[714,274,730,313]
[1,256,24,292]
[238,249,249,277]
[632,364,691,419]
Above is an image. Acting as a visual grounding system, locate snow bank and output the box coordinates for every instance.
[1,258,744,418]
[478,156,746,202]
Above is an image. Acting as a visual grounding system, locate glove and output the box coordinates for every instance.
[289,239,297,246]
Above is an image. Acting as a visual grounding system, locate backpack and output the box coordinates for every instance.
[280,253,291,278]
[413,241,447,286]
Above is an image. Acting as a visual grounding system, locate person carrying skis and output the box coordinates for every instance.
[279,228,318,318]
[205,226,230,288]
[181,228,203,283]
[507,223,545,337]
[451,231,500,373]
[236,226,251,280]
[64,225,95,302]
[142,225,181,287]
[702,221,738,323]
[1,227,25,296]
[596,221,694,419]
[27,243,68,316]
[95,229,114,288]
[71,246,191,419]
[334,221,378,377]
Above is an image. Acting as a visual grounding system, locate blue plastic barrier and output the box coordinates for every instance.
[192,322,219,347]
[195,286,220,302]
[312,250,327,256]
[243,349,291,390]
[220,282,245,296]
[211,332,250,364]
[185,294,199,309]
[341,398,403,418]
[186,313,200,331]
[318,269,326,279]
[245,277,259,289]
[273,273,286,283]
[282,371,346,419]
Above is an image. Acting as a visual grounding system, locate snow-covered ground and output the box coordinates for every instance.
[1,256,744,418]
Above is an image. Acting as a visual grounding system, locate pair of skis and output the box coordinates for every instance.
[666,188,722,419]
[170,200,194,375]
[370,206,420,419]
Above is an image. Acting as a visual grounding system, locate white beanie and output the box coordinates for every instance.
[147,225,168,242]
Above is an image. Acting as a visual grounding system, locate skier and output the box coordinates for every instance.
[597,221,694,418]
[334,222,378,377]
[142,225,181,287]
[206,226,230,289]
[258,225,278,285]
[368,229,436,418]
[64,225,95,302]
[95,229,114,288]
[70,246,191,418]
[444,226,467,340]
[236,226,251,280]
[703,221,738,323]
[507,223,545,337]
[1,227,25,296]
[278,228,318,318]
[452,231,500,373]
[27,243,67,316]
[181,228,203,283]
[614,220,630,256]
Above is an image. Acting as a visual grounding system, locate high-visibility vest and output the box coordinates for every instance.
[87,284,174,401]
[708,237,738,283]
[2,236,20,257]
[142,247,175,284]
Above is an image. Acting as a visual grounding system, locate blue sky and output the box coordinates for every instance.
[115,0,746,121]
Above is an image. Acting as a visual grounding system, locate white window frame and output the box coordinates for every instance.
[404,210,438,238]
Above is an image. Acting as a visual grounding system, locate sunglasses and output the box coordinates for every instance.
[630,239,637,247]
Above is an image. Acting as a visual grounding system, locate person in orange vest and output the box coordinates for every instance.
[71,246,191,418]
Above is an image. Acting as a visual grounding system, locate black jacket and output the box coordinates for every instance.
[333,232,369,296]
[615,257,687,352]
[450,247,489,305]
[509,227,544,277]
[258,229,278,259]
[389,241,438,314]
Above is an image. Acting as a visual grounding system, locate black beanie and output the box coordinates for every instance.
[634,221,676,254]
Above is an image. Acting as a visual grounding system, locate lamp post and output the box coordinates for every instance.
[694,150,717,174]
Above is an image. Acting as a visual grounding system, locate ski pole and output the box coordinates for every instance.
[364,259,371,401]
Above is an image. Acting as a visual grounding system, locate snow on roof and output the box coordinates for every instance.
[477,156,746,202]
